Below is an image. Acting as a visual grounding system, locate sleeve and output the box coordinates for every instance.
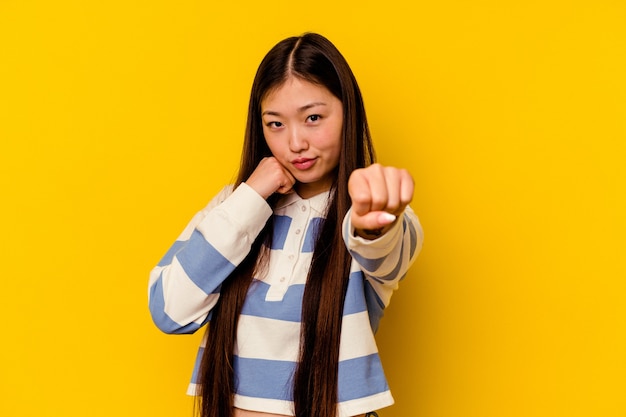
[148,183,273,334]
[342,205,423,308]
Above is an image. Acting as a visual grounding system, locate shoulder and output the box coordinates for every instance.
[199,184,236,214]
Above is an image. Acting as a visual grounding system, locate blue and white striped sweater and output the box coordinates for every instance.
[148,183,423,417]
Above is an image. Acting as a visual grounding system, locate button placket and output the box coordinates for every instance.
[265,200,311,301]
[282,202,308,286]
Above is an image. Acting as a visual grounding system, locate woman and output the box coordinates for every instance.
[149,33,423,417]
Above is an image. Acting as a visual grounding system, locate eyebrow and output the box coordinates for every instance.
[262,102,327,117]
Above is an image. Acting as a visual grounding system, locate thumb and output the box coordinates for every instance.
[352,211,397,232]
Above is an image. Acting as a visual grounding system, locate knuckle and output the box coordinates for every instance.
[351,191,370,205]
[370,194,386,209]
[386,199,401,212]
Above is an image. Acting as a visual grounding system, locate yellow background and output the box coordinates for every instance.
[1,1,625,416]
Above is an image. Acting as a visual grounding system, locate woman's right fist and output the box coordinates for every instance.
[245,157,296,199]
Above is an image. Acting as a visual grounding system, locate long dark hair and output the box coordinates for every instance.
[197,33,375,417]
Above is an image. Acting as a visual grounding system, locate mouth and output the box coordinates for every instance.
[292,157,317,170]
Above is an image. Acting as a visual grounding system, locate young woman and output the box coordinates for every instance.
[148,33,423,417]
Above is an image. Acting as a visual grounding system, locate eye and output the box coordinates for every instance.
[306,114,322,123]
[266,121,283,128]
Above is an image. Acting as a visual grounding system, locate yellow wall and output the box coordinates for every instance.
[1,1,625,416]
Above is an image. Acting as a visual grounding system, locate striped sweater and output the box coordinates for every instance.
[148,183,423,417]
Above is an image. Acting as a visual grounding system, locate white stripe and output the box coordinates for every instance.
[338,390,394,417]
[196,209,255,263]
[235,312,379,363]
[234,394,294,416]
[339,311,379,361]
[235,315,301,361]
[162,257,218,325]
[349,259,363,274]
[375,241,403,275]
[148,265,164,288]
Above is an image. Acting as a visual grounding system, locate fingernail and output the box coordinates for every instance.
[379,212,397,224]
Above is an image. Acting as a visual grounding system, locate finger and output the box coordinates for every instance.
[365,164,388,212]
[276,168,296,194]
[352,211,397,233]
[399,169,414,207]
[272,158,295,194]
[246,157,295,198]
[383,166,401,213]
[348,169,373,215]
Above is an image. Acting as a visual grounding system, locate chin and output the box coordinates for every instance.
[296,176,323,185]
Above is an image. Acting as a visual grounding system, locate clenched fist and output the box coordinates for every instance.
[348,163,414,239]
[245,157,296,199]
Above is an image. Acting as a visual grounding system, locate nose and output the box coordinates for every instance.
[288,126,308,153]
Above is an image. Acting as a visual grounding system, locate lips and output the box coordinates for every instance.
[292,157,317,170]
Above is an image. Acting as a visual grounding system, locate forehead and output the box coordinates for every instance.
[261,77,338,110]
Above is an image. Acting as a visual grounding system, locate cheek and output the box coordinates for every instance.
[324,125,343,156]
[316,128,342,165]
[262,132,281,156]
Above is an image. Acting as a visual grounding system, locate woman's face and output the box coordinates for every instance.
[261,77,343,199]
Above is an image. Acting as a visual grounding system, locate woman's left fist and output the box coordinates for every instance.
[348,164,414,239]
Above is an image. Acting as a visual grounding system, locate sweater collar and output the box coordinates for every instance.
[274,190,331,215]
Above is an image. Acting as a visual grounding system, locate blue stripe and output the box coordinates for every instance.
[157,240,186,267]
[348,214,417,274]
[363,279,385,333]
[190,346,205,385]
[148,275,203,334]
[176,229,236,295]
[302,217,324,253]
[242,273,371,322]
[233,354,388,402]
[338,353,389,402]
[233,356,295,400]
[271,215,291,250]
[241,280,304,322]
[342,271,368,315]
[343,212,352,243]
[368,275,385,285]
[358,233,407,283]
[407,216,418,259]
[373,234,406,281]
[350,250,386,273]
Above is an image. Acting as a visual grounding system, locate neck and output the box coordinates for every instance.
[295,183,331,199]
